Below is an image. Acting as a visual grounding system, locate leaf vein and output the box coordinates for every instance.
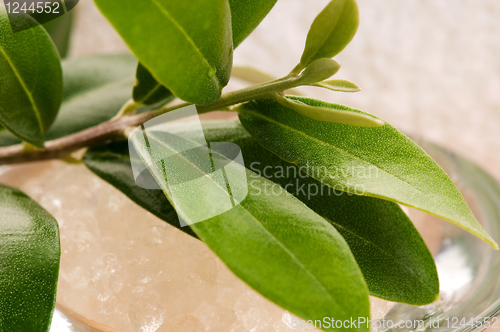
[0,45,44,134]
[328,219,434,295]
[242,109,429,197]
[148,0,219,87]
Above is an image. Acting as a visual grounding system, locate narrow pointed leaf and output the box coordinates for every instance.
[186,175,370,331]
[311,79,361,92]
[300,0,359,68]
[46,55,136,140]
[128,123,370,330]
[202,121,439,305]
[238,98,498,249]
[94,0,233,105]
[229,0,277,47]
[0,184,60,332]
[0,7,63,147]
[84,120,439,305]
[295,58,341,86]
[133,63,174,106]
[60,55,135,101]
[273,94,383,126]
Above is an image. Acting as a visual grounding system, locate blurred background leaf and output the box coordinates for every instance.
[0,54,136,147]
[41,9,74,58]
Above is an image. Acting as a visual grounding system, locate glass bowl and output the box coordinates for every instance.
[371,138,500,332]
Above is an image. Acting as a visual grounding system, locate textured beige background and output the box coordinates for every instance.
[69,0,500,182]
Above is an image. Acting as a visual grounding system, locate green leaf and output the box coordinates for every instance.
[0,54,137,147]
[0,7,63,148]
[85,120,439,305]
[130,0,277,105]
[300,0,359,69]
[238,97,498,249]
[311,79,361,92]
[126,122,370,329]
[187,176,370,331]
[133,63,174,106]
[295,58,341,85]
[0,184,60,332]
[272,94,383,126]
[94,0,233,105]
[131,0,277,105]
[309,196,439,305]
[229,0,277,47]
[202,121,438,305]
[83,139,197,239]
